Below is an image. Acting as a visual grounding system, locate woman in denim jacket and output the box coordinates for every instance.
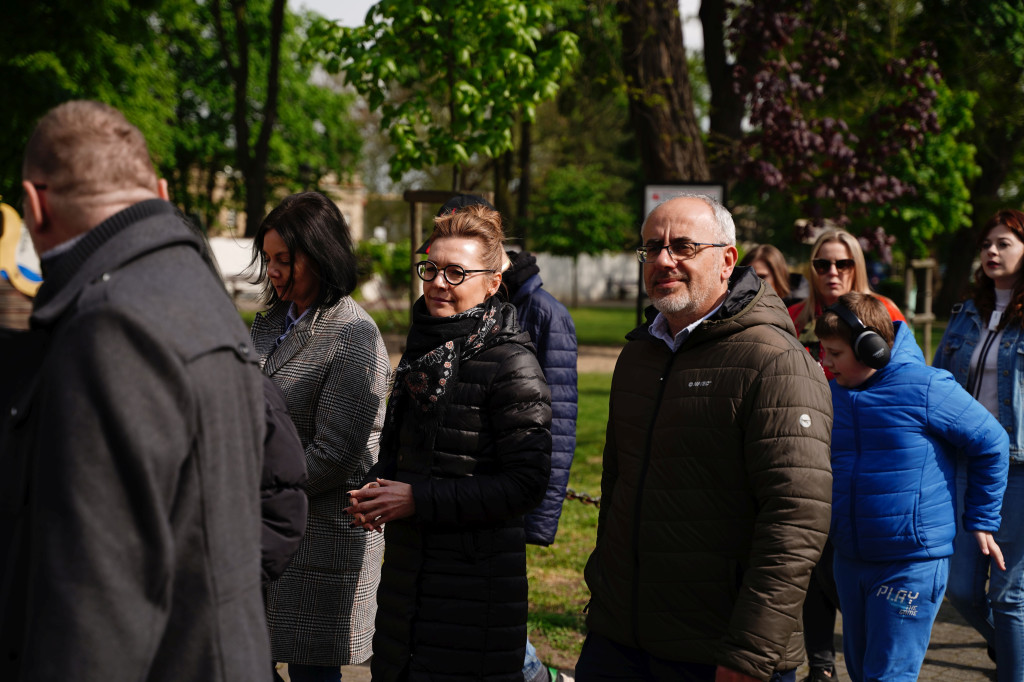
[934,208,1024,682]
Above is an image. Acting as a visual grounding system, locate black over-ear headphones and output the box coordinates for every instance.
[827,301,891,370]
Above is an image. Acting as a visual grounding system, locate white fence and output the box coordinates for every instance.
[532,252,641,303]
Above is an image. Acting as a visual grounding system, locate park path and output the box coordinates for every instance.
[280,600,996,681]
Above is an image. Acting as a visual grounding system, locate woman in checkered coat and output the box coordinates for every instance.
[347,204,552,682]
[250,192,391,682]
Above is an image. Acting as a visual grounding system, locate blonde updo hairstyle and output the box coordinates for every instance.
[429,203,506,273]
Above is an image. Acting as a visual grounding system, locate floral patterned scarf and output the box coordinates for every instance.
[381,295,514,458]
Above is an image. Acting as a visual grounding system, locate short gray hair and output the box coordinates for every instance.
[641,193,736,245]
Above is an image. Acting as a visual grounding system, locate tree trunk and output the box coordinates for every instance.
[700,0,748,181]
[204,162,219,231]
[212,0,286,236]
[245,0,285,234]
[572,253,579,308]
[493,149,514,240]
[619,0,709,183]
[936,123,1024,313]
[517,118,532,247]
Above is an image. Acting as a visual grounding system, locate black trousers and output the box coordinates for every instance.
[804,539,841,670]
[576,632,796,682]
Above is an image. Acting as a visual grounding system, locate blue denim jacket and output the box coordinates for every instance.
[934,299,1024,462]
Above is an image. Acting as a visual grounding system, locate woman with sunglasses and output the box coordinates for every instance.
[250,192,391,682]
[935,209,1024,682]
[787,228,906,682]
[347,203,552,682]
[790,228,906,375]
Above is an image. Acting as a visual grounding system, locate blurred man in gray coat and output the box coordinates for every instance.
[0,100,270,681]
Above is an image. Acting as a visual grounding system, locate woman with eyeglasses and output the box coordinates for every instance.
[787,228,906,682]
[347,203,552,682]
[250,192,391,682]
[935,209,1024,681]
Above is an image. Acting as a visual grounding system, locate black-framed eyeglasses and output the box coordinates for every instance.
[812,258,855,275]
[635,241,728,264]
[415,260,495,286]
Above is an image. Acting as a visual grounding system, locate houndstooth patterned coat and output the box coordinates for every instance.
[251,296,390,666]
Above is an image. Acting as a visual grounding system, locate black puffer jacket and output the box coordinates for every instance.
[370,308,552,682]
[259,375,307,586]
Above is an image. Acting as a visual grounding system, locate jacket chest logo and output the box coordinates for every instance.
[688,380,712,388]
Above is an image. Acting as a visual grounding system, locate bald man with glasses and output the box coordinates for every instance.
[576,195,833,682]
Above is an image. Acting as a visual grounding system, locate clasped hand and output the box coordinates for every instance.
[345,478,415,532]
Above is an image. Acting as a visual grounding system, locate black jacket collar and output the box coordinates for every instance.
[31,200,199,329]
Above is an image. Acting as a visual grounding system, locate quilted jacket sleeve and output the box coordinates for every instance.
[522,295,578,545]
[720,344,834,679]
[412,346,552,525]
[926,371,1009,531]
[260,375,308,585]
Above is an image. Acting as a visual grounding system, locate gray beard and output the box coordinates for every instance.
[651,283,715,319]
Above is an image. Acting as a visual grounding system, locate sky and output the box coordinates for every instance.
[294,0,705,49]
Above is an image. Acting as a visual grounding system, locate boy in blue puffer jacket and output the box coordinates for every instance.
[817,292,1009,682]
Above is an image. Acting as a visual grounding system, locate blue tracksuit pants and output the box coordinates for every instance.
[833,553,948,681]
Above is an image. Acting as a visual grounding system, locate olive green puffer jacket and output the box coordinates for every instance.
[584,267,833,681]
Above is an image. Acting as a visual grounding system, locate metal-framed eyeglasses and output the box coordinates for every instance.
[415,260,495,286]
[635,241,728,264]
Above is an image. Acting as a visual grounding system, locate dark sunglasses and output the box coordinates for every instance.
[812,258,855,275]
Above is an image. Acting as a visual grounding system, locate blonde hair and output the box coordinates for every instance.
[23,100,158,198]
[795,229,870,331]
[430,203,506,272]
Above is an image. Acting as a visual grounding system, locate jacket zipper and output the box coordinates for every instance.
[631,350,675,643]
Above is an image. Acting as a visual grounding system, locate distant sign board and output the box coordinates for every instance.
[643,183,725,218]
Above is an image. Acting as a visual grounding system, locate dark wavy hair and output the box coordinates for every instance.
[248,192,357,309]
[972,208,1024,330]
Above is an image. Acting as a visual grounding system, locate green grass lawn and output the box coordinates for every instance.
[526,372,610,668]
[567,306,637,346]
[365,304,637,346]
[254,304,943,357]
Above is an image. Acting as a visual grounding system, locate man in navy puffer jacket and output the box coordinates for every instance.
[501,248,578,546]
[818,293,1008,682]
